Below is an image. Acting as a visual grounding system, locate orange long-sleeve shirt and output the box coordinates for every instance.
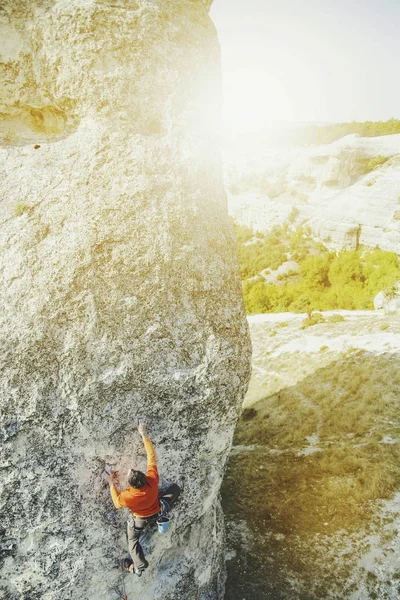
[110,437,161,518]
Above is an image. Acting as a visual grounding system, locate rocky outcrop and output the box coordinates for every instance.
[0,2,251,599]
[374,284,400,314]
[226,133,400,253]
[301,135,400,252]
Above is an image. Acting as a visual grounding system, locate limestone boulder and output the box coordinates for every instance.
[0,2,251,599]
[374,285,400,314]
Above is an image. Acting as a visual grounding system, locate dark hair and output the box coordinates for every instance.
[127,469,146,488]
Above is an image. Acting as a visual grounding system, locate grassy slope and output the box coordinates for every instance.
[222,314,400,600]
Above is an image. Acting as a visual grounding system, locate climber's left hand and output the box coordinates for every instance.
[110,470,118,484]
[104,470,118,485]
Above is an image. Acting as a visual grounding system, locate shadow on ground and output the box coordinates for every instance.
[222,350,400,600]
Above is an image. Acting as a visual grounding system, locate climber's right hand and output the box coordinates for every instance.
[137,420,148,438]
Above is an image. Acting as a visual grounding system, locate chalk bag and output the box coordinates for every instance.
[156,515,170,534]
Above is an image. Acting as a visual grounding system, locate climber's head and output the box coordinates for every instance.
[127,469,146,488]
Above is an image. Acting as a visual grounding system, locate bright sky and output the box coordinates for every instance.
[210,0,400,132]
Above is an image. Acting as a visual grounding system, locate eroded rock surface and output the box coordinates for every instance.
[226,133,400,253]
[0,2,251,599]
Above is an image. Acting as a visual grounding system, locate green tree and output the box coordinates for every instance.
[300,254,333,289]
[328,251,365,288]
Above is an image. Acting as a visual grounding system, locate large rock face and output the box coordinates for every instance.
[0,2,251,599]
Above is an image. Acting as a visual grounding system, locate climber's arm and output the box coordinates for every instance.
[109,472,126,509]
[144,437,158,477]
[138,420,158,479]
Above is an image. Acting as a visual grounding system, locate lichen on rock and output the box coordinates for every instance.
[0,2,252,599]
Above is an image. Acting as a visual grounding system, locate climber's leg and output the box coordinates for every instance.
[127,514,149,572]
[159,483,181,510]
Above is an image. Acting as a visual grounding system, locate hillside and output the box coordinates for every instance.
[222,312,400,600]
[225,131,400,254]
[234,221,400,314]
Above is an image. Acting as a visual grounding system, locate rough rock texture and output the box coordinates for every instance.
[374,284,400,314]
[226,133,400,253]
[0,2,252,599]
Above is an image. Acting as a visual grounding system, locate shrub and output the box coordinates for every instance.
[383,283,398,300]
[301,312,325,329]
[361,155,389,174]
[380,323,390,331]
[237,219,400,315]
[301,254,332,289]
[232,220,254,244]
[327,314,345,323]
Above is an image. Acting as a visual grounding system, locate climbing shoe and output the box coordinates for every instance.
[125,559,145,577]
[122,556,133,571]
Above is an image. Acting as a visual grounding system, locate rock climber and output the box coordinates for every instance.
[107,419,181,577]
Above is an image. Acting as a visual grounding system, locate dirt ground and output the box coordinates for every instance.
[222,312,400,600]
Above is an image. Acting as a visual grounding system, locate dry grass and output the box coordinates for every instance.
[231,351,400,531]
[223,349,400,599]
[300,312,325,329]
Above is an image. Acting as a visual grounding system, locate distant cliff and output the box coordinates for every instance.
[0,2,251,599]
[226,132,400,254]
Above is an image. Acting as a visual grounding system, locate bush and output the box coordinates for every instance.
[301,312,325,329]
[277,270,298,281]
[232,220,254,244]
[360,155,389,174]
[327,314,345,323]
[237,219,400,315]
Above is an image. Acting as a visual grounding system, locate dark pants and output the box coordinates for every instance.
[127,483,181,571]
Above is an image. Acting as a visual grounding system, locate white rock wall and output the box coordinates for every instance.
[0,2,252,599]
[226,133,400,253]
